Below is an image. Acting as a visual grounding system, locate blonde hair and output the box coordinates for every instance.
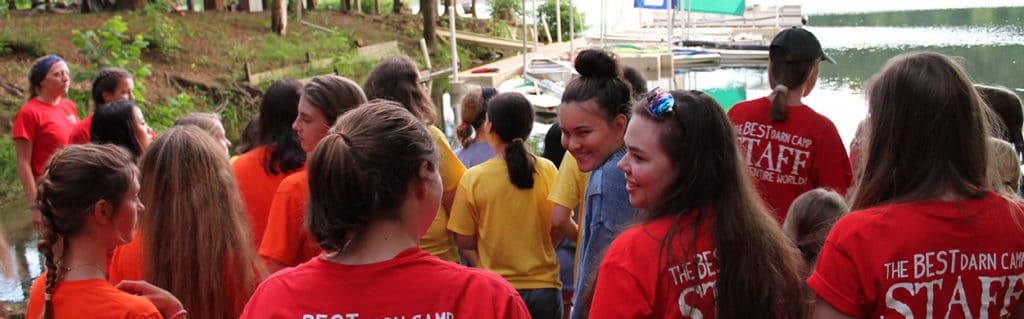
[989,137,1022,198]
[138,126,265,319]
[173,112,221,137]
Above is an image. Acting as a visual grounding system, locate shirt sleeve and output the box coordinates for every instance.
[549,153,581,209]
[812,120,854,195]
[431,126,467,192]
[259,179,306,266]
[806,235,867,318]
[11,107,38,142]
[588,238,654,318]
[446,179,477,236]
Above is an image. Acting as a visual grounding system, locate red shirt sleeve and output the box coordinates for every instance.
[12,106,39,142]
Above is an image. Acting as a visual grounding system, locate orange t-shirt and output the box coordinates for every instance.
[232,146,297,247]
[259,170,321,266]
[27,275,161,319]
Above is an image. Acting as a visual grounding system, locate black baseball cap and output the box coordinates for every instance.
[770,26,836,64]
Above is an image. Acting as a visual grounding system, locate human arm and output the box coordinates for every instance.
[262,257,288,275]
[811,296,859,319]
[115,280,185,318]
[442,190,456,215]
[14,139,39,228]
[455,234,479,267]
[550,204,578,244]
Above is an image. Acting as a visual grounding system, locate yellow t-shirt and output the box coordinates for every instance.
[448,157,561,289]
[548,152,591,218]
[419,125,467,263]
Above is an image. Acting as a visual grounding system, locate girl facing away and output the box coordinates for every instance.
[26,144,185,319]
[782,188,849,277]
[455,86,498,168]
[172,112,231,155]
[448,92,563,318]
[259,75,367,273]
[232,78,305,248]
[241,101,530,318]
[587,89,807,318]
[554,49,637,319]
[109,126,265,319]
[727,26,853,221]
[364,56,468,264]
[809,52,1024,318]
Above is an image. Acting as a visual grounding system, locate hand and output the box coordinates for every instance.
[116,280,184,317]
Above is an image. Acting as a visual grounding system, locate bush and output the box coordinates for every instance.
[71,15,151,100]
[537,0,584,42]
[360,0,392,14]
[489,0,520,21]
[141,2,187,56]
[146,93,196,132]
[0,138,20,201]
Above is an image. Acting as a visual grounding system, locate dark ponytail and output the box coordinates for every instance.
[768,47,817,122]
[486,92,536,189]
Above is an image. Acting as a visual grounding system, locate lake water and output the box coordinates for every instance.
[2,5,1023,303]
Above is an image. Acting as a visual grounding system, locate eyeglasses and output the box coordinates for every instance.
[646,87,675,117]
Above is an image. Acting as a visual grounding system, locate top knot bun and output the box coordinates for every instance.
[574,49,620,78]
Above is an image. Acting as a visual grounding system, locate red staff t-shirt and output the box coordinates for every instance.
[590,211,718,318]
[808,192,1024,318]
[241,247,530,319]
[12,98,79,179]
[728,97,852,221]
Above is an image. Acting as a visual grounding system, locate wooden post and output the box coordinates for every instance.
[245,63,253,83]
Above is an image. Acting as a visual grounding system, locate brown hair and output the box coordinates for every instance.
[561,49,633,121]
[976,84,1024,162]
[852,52,990,209]
[173,112,221,137]
[782,188,849,276]
[988,137,1021,198]
[363,56,437,124]
[256,79,305,174]
[487,92,536,189]
[35,144,136,319]
[303,75,368,127]
[456,87,495,147]
[90,67,132,108]
[306,100,439,252]
[138,126,265,319]
[767,48,817,122]
[633,90,806,318]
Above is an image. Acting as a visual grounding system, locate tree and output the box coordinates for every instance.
[422,0,436,53]
[392,0,401,13]
[204,0,225,10]
[470,0,477,18]
[271,0,287,34]
[114,0,147,10]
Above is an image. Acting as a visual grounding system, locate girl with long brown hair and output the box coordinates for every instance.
[809,52,1024,318]
[26,144,185,319]
[109,125,265,319]
[588,89,806,318]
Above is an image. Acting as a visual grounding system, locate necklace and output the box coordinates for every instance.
[63,264,106,278]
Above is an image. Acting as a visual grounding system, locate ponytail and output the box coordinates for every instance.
[457,87,496,147]
[770,85,790,122]
[505,138,536,189]
[485,93,537,189]
[306,133,369,252]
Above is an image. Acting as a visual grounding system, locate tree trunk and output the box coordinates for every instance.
[188,0,195,11]
[373,0,379,14]
[422,0,435,53]
[271,0,287,34]
[441,0,449,16]
[392,0,400,14]
[114,0,147,10]
[470,0,477,18]
[340,0,348,13]
[204,0,225,10]
[305,0,315,10]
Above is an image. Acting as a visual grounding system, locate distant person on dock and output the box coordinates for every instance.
[364,56,468,264]
[241,102,530,319]
[448,92,562,319]
[557,49,636,319]
[587,89,807,319]
[727,26,852,221]
[69,67,134,144]
[455,86,497,168]
[108,126,264,319]
[259,75,366,274]
[13,55,79,227]
[232,79,304,248]
[808,51,1024,318]
[26,144,186,319]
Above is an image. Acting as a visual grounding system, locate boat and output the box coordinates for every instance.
[497,58,572,116]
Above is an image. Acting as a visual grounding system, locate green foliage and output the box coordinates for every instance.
[70,15,151,100]
[492,20,514,38]
[141,1,187,56]
[67,88,92,117]
[360,0,393,14]
[0,28,47,57]
[0,138,19,200]
[146,93,196,132]
[489,0,520,21]
[229,27,353,71]
[537,0,584,41]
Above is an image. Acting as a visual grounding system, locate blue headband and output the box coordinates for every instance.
[29,55,64,87]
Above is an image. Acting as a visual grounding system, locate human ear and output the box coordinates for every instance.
[92,200,115,224]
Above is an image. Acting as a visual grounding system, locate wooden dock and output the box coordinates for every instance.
[437,31,538,52]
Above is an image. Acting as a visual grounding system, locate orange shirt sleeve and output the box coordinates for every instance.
[259,171,319,266]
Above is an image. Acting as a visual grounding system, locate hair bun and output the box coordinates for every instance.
[574,49,620,78]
